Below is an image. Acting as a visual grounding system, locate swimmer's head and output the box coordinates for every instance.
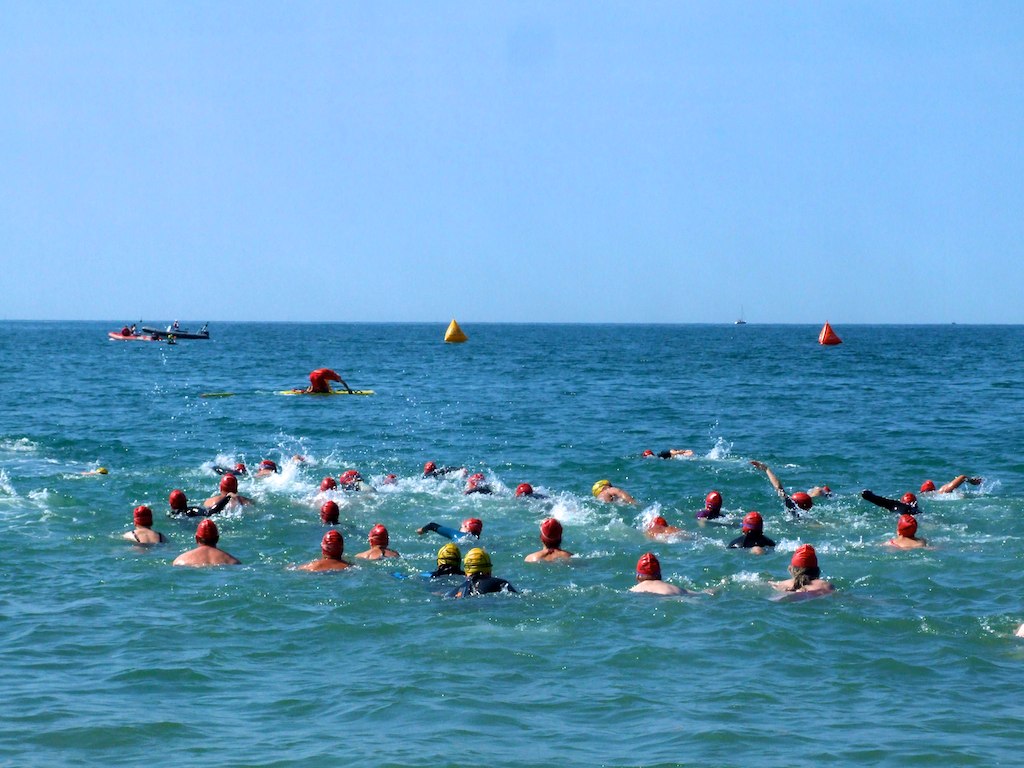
[540,518,563,547]
[437,543,462,568]
[462,517,483,537]
[648,515,669,529]
[821,485,832,495]
[339,469,362,486]
[96,467,108,475]
[592,480,611,497]
[791,492,814,511]
[133,505,153,527]
[515,483,534,498]
[901,492,918,506]
[897,514,918,538]
[920,480,936,493]
[234,463,247,474]
[705,490,723,513]
[368,523,389,547]
[465,473,485,491]
[320,476,337,492]
[169,489,187,511]
[320,500,339,524]
[382,474,397,485]
[423,461,437,475]
[196,519,219,546]
[791,544,817,570]
[219,474,238,494]
[321,530,343,559]
[642,450,655,457]
[463,547,492,576]
[742,511,763,532]
[636,552,661,581]
[259,460,277,472]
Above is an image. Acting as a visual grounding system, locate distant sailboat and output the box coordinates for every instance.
[735,306,747,325]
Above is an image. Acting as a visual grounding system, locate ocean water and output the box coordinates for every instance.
[1,321,1022,767]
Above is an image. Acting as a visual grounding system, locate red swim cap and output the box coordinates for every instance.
[219,474,238,494]
[705,491,722,513]
[234,462,247,474]
[540,518,562,547]
[424,461,437,475]
[462,517,483,536]
[169,489,187,511]
[649,516,669,529]
[368,524,389,546]
[196,519,219,545]
[382,474,397,485]
[642,450,654,457]
[742,511,763,532]
[320,500,339,524]
[636,552,661,580]
[920,480,936,492]
[897,514,918,537]
[822,486,832,495]
[339,470,361,485]
[902,492,918,506]
[322,530,343,559]
[320,476,337,491]
[515,483,533,497]
[259,460,277,472]
[791,492,813,511]
[791,544,817,569]
[133,505,153,526]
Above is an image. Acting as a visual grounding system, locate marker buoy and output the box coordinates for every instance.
[818,322,842,346]
[444,319,468,343]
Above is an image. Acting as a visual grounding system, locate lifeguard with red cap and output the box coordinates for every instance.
[123,505,166,545]
[525,518,573,562]
[770,544,834,598]
[172,519,241,567]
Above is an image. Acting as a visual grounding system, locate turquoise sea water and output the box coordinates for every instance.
[1,321,1022,767]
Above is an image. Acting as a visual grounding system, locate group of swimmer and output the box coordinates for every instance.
[121,443,989,602]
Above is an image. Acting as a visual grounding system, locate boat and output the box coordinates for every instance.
[735,306,747,325]
[141,322,210,340]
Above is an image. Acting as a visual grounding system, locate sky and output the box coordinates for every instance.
[2,2,1022,324]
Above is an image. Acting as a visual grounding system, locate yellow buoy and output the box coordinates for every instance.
[444,318,468,343]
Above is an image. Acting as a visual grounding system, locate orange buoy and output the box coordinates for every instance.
[818,322,842,346]
[444,318,468,343]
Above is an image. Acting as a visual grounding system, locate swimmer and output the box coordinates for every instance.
[919,475,983,494]
[381,474,398,485]
[417,517,483,543]
[592,479,637,505]
[525,518,573,562]
[168,489,231,518]
[514,483,548,500]
[305,367,353,394]
[213,462,248,476]
[696,490,724,522]
[254,459,279,478]
[464,473,493,495]
[644,515,686,539]
[425,543,465,578]
[320,500,340,525]
[202,474,253,511]
[642,449,694,459]
[422,461,465,479]
[354,524,400,560]
[885,514,927,549]
[319,476,338,492]
[123,505,166,545]
[750,461,814,518]
[82,466,109,476]
[337,470,366,492]
[297,530,352,571]
[861,489,919,515]
[172,519,241,567]
[770,544,834,598]
[447,548,518,597]
[629,553,697,596]
[727,512,775,554]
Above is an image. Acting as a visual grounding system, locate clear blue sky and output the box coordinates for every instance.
[3,3,1021,324]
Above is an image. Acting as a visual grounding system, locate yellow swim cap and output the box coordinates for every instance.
[592,479,611,497]
[97,467,109,475]
[463,547,492,576]
[437,543,462,568]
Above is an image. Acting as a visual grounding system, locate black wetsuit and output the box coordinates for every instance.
[657,451,674,459]
[861,490,918,515]
[168,495,232,518]
[447,575,518,598]
[424,466,463,478]
[464,485,493,495]
[728,532,776,549]
[429,564,465,579]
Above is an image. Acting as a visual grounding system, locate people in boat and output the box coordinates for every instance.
[417,517,483,543]
[861,489,919,515]
[642,449,694,459]
[919,475,983,494]
[298,530,352,571]
[203,474,253,511]
[120,325,132,337]
[306,368,353,394]
[886,514,927,549]
[630,552,696,596]
[213,462,248,477]
[422,461,465,479]
[320,500,340,525]
[750,461,816,517]
[514,482,548,499]
[172,519,241,567]
[355,524,400,560]
[696,490,724,521]
[464,473,493,495]
[525,518,573,562]
[592,479,637,505]
[123,505,166,545]
[168,488,231,518]
[770,544,834,597]
[446,548,518,598]
[727,512,775,554]
[425,543,465,578]
[644,514,686,539]
[254,460,278,478]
